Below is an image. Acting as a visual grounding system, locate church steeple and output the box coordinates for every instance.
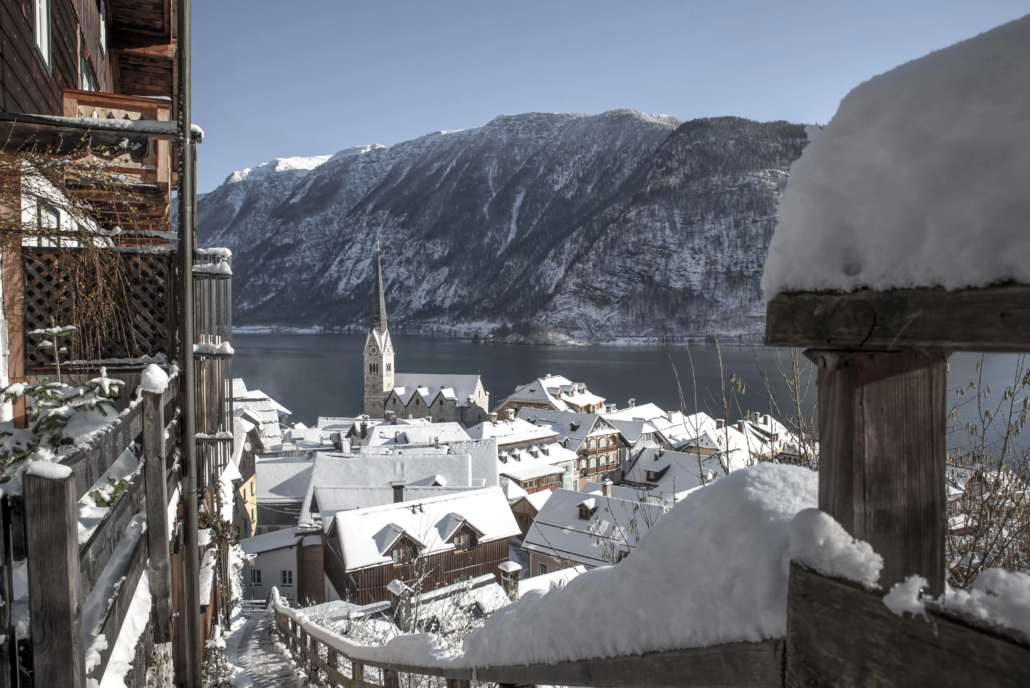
[364,242,395,418]
[370,242,388,334]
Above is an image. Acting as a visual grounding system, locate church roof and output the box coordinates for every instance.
[370,250,388,335]
[393,373,482,407]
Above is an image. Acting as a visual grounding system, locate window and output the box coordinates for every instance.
[539,563,547,575]
[280,570,293,586]
[386,363,392,372]
[99,1,107,55]
[392,544,413,566]
[33,0,50,71]
[251,569,261,585]
[453,532,470,552]
[80,46,98,91]
[33,201,59,247]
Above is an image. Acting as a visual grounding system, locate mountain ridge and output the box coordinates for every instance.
[197,110,807,341]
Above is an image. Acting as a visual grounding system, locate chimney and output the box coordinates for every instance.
[602,480,613,498]
[330,432,343,450]
[667,410,675,422]
[434,436,439,448]
[716,418,725,430]
[736,420,746,433]
[609,403,617,412]
[427,415,433,423]
[762,414,771,427]
[385,410,397,424]
[499,561,522,601]
[391,481,405,503]
[628,398,636,408]
[360,422,368,439]
[489,412,498,424]
[506,408,515,421]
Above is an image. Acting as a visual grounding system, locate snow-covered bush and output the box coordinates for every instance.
[0,367,125,466]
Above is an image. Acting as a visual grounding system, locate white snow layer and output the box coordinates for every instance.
[25,461,72,479]
[941,569,1030,637]
[139,364,169,394]
[762,15,1030,299]
[99,571,151,687]
[883,575,929,619]
[465,464,817,664]
[789,508,882,589]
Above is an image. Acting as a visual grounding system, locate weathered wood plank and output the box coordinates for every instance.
[0,497,13,688]
[143,390,173,643]
[475,641,784,688]
[87,519,149,682]
[78,466,145,599]
[786,564,1030,688]
[811,350,947,596]
[62,401,145,501]
[766,284,1030,352]
[25,469,87,687]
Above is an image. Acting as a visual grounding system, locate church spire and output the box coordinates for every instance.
[370,243,388,334]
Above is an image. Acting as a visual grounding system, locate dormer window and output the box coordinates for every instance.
[391,544,413,566]
[578,499,597,520]
[453,533,471,552]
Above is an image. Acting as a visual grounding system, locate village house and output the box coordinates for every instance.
[510,490,553,537]
[362,250,490,425]
[493,374,606,415]
[517,408,624,489]
[323,488,520,604]
[240,526,325,605]
[520,485,666,576]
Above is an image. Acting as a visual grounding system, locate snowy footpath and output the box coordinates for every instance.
[226,610,304,688]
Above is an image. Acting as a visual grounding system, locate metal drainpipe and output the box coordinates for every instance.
[177,0,202,684]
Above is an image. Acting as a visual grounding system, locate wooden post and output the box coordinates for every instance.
[1,247,25,428]
[0,497,12,688]
[383,669,401,688]
[809,350,947,596]
[143,390,173,643]
[353,661,364,684]
[448,680,471,688]
[308,634,319,681]
[24,467,87,687]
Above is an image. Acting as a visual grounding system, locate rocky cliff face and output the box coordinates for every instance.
[197,111,807,340]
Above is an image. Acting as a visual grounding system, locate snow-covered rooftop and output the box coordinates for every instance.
[500,375,605,412]
[466,418,558,446]
[393,373,483,408]
[521,488,666,568]
[330,487,519,571]
[256,460,313,502]
[239,526,303,555]
[762,15,1030,298]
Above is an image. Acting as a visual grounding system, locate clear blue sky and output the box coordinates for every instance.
[192,0,1027,192]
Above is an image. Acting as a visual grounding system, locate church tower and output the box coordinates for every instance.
[363,247,395,417]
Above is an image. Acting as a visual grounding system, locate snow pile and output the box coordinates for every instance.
[762,15,1030,299]
[883,575,929,619]
[789,508,882,589]
[139,364,169,394]
[98,572,151,687]
[462,464,817,665]
[24,461,72,480]
[941,569,1030,637]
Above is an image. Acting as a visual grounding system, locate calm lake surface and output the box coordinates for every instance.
[232,335,1027,454]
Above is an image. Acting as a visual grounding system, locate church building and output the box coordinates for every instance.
[363,250,491,427]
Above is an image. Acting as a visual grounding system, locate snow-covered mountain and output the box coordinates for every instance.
[198,110,807,340]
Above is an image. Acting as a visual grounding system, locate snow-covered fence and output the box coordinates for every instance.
[4,374,180,687]
[269,590,783,688]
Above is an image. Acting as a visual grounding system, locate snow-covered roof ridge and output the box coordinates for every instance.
[762,14,1030,299]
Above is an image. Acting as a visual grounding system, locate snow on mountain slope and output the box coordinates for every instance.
[197,110,807,339]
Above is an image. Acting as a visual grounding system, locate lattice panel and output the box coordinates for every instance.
[22,249,175,368]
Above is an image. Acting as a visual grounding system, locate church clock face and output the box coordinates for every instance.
[370,347,377,355]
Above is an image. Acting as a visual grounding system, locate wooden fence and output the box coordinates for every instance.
[0,375,180,687]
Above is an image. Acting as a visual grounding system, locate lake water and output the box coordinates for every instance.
[232,335,1027,455]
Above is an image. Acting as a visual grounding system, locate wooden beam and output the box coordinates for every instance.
[786,564,1030,688]
[61,401,144,501]
[78,466,146,599]
[144,390,173,643]
[766,284,1030,352]
[475,640,784,688]
[810,350,947,596]
[25,469,87,687]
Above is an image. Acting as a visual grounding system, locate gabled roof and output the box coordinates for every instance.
[623,447,722,501]
[498,375,604,412]
[499,461,564,482]
[393,373,482,407]
[515,408,617,450]
[522,488,666,567]
[297,451,477,524]
[362,422,471,447]
[330,488,519,570]
[466,418,558,446]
